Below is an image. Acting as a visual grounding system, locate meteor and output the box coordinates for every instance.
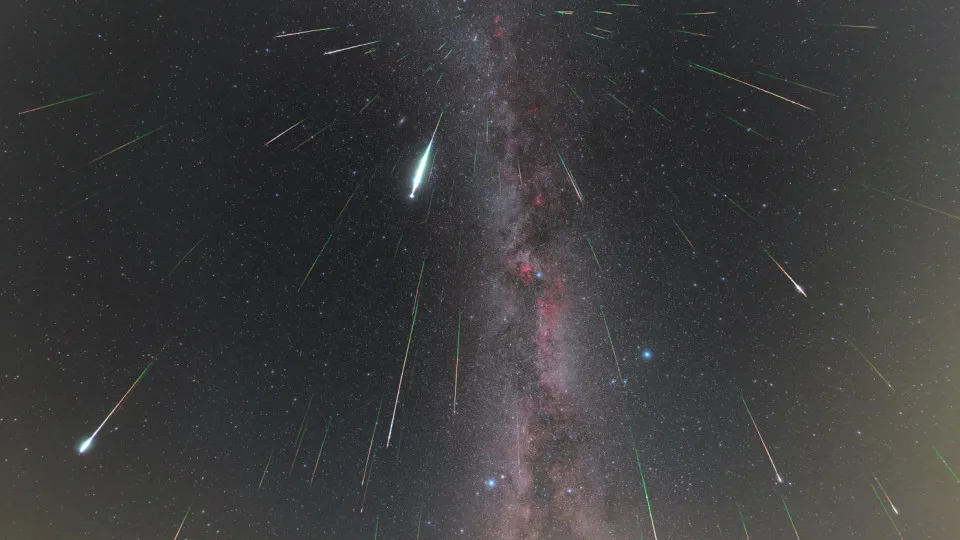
[817,23,879,29]
[858,182,960,222]
[78,360,153,454]
[633,448,659,540]
[264,119,304,147]
[361,398,382,485]
[840,332,893,389]
[410,110,444,199]
[453,312,461,414]
[599,305,623,382]
[290,394,314,474]
[604,91,635,113]
[258,449,274,489]
[167,236,205,278]
[274,27,335,38]
[298,232,334,292]
[171,506,191,540]
[762,248,807,297]
[740,391,784,483]
[386,259,426,447]
[872,474,899,515]
[19,90,102,115]
[870,481,904,539]
[933,444,960,483]
[690,62,813,111]
[88,125,167,165]
[585,235,601,271]
[781,496,801,539]
[669,215,695,252]
[753,71,838,97]
[310,417,332,487]
[323,40,381,55]
[293,120,336,150]
[724,115,774,144]
[675,29,711,37]
[556,151,584,203]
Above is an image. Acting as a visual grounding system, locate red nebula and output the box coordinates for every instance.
[533,193,546,207]
[518,262,534,286]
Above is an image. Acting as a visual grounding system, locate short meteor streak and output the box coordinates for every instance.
[651,107,670,122]
[585,235,601,271]
[585,32,608,40]
[298,232,334,292]
[669,215,695,252]
[724,115,774,144]
[740,391,784,483]
[171,506,191,540]
[675,29,711,37]
[605,91,635,113]
[453,311,462,414]
[753,71,837,97]
[680,11,718,15]
[871,481,904,539]
[858,182,960,222]
[264,119,304,147]
[933,444,960,483]
[259,449,274,489]
[762,248,807,298]
[690,62,813,111]
[557,151,584,203]
[386,259,426,447]
[323,40,380,55]
[167,237,205,278]
[275,27,336,38]
[78,361,153,454]
[410,110,444,199]
[600,305,623,381]
[358,95,379,114]
[289,394,314,474]
[872,474,899,515]
[19,90,102,115]
[633,449,659,540]
[738,506,751,540]
[88,125,167,165]
[310,417,332,487]
[361,398,382,485]
[781,496,800,539]
[817,23,879,29]
[840,332,893,389]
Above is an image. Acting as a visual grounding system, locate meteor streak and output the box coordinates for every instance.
[675,29,711,37]
[933,444,960,483]
[740,391,784,483]
[782,496,800,539]
[724,115,774,144]
[605,91,635,113]
[453,311,461,414]
[410,110,444,199]
[762,248,807,297]
[167,237,205,278]
[858,182,960,222]
[669,215,695,252]
[259,449,274,488]
[172,507,191,540]
[88,125,167,165]
[690,63,813,111]
[585,235,601,271]
[872,474,899,515]
[290,394,314,474]
[600,305,623,381]
[753,71,838,97]
[633,448,659,540]
[557,151,584,203]
[386,259,425,447]
[293,120,335,150]
[310,417,332,487]
[840,332,894,389]
[19,90,102,115]
[298,232,334,292]
[78,360,153,454]
[275,27,336,38]
[871,481,904,539]
[362,397,383,486]
[738,506,751,540]
[264,119,304,147]
[323,40,381,55]
[817,23,879,29]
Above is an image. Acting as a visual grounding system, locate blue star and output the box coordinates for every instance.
[486,478,496,488]
[641,348,653,360]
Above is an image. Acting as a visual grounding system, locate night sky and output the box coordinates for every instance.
[3,0,960,538]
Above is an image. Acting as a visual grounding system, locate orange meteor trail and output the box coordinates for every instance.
[740,391,784,483]
[762,248,807,297]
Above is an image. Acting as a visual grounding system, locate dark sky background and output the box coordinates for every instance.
[3,0,960,538]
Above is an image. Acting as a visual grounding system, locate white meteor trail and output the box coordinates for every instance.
[740,391,784,483]
[264,119,304,147]
[275,27,336,38]
[763,248,807,297]
[323,40,380,55]
[78,361,153,454]
[409,110,444,199]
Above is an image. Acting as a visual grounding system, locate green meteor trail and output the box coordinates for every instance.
[78,360,154,454]
[584,32,607,41]
[88,124,167,165]
[171,506,191,540]
[310,417,332,486]
[738,506,751,539]
[724,115,774,144]
[690,62,813,111]
[259,449,274,488]
[453,311,462,413]
[289,394,314,474]
[359,95,379,114]
[410,110,444,199]
[585,235,601,271]
[782,496,800,539]
[19,90,102,115]
[298,232,334,292]
[599,305,623,381]
[871,481,904,539]
[651,107,670,122]
[605,91,635,113]
[633,449,659,540]
[857,182,960,222]
[933,444,960,483]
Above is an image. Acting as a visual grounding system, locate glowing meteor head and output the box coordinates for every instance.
[409,142,433,199]
[78,438,92,454]
[777,474,784,483]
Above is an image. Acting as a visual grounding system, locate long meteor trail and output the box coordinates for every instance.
[88,125,167,165]
[19,90,102,115]
[264,119,304,147]
[599,305,623,381]
[690,62,812,111]
[557,151,584,203]
[841,332,894,389]
[453,311,461,414]
[275,27,336,38]
[171,506,191,540]
[78,361,153,453]
[633,448,659,540]
[740,391,784,483]
[410,110,444,199]
[323,40,381,55]
[386,259,426,447]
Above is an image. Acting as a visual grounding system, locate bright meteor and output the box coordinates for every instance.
[740,391,784,483]
[78,360,154,454]
[410,110,444,199]
[762,248,807,297]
